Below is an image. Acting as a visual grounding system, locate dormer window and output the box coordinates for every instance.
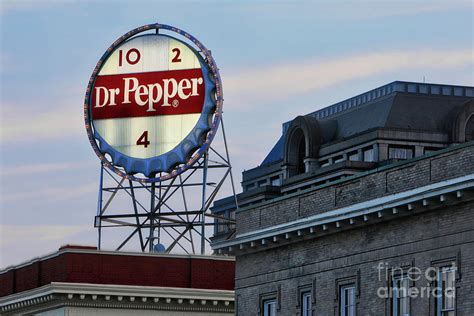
[363,147,375,162]
[283,116,322,178]
[389,146,414,160]
[452,99,474,143]
[348,151,359,161]
[466,115,473,141]
[334,155,345,163]
[297,137,306,174]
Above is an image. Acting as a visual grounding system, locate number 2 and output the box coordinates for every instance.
[171,48,181,63]
[136,131,150,148]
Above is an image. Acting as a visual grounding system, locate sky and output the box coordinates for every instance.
[0,0,473,268]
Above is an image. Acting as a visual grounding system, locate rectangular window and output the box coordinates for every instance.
[363,148,375,162]
[334,155,345,163]
[301,291,311,316]
[431,86,440,94]
[436,267,456,316]
[216,217,227,234]
[392,274,410,316]
[258,179,267,187]
[389,146,414,160]
[229,209,236,230]
[453,87,463,96]
[340,284,356,316]
[442,87,452,96]
[245,183,255,191]
[263,298,277,316]
[348,151,359,161]
[271,176,281,186]
[320,159,330,167]
[419,85,429,94]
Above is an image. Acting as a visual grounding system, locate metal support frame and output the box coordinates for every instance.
[94,118,238,255]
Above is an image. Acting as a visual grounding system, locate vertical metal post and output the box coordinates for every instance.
[157,179,162,246]
[97,164,104,250]
[129,179,145,251]
[221,117,239,210]
[201,152,209,254]
[179,174,195,253]
[149,182,156,252]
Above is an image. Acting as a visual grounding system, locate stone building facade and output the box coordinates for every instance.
[211,81,474,315]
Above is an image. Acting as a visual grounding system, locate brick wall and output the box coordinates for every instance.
[235,202,474,315]
[234,143,474,315]
[0,251,235,297]
[236,144,474,235]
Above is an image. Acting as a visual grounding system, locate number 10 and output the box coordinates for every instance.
[119,48,141,66]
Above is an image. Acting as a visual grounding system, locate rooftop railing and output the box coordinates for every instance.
[282,81,474,133]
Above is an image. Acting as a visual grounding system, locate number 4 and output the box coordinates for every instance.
[136,131,150,148]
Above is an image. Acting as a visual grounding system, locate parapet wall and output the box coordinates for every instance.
[236,143,474,235]
[0,247,235,297]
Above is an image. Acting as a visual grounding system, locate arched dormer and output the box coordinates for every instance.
[466,115,474,141]
[283,116,322,178]
[452,99,474,142]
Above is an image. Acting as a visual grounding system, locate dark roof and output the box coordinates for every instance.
[261,81,474,165]
[261,135,284,165]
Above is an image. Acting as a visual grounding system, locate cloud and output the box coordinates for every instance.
[1,48,472,143]
[1,181,97,203]
[0,161,96,176]
[0,224,94,267]
[336,0,472,20]
[0,0,75,15]
[0,224,91,245]
[1,104,85,143]
[224,48,474,110]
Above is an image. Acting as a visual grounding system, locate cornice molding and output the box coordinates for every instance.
[0,282,234,314]
[213,174,474,254]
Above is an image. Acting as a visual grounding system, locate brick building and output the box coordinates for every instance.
[211,81,474,315]
[0,245,235,315]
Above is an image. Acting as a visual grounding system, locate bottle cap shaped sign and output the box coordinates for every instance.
[84,24,223,183]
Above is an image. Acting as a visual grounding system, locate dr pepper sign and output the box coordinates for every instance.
[84,24,223,182]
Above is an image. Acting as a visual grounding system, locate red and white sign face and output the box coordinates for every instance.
[91,34,205,159]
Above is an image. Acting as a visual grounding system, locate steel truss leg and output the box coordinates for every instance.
[94,115,238,254]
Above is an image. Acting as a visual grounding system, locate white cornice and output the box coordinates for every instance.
[0,282,234,305]
[0,282,234,313]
